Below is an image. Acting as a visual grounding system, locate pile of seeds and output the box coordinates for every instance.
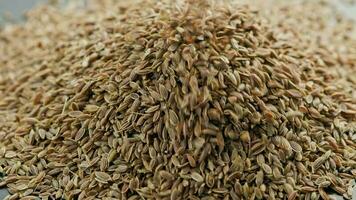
[0,0,355,199]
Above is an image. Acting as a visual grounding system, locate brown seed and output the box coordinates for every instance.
[300,186,317,192]
[186,154,196,167]
[160,171,174,181]
[288,191,297,200]
[318,188,330,200]
[0,0,355,199]
[250,142,266,156]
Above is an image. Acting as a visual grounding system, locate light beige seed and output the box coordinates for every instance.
[169,110,179,125]
[117,164,128,173]
[5,151,16,158]
[191,172,204,182]
[255,170,264,186]
[94,171,112,183]
[0,147,5,157]
[240,131,250,143]
[289,141,302,153]
[312,150,332,172]
[261,164,272,174]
